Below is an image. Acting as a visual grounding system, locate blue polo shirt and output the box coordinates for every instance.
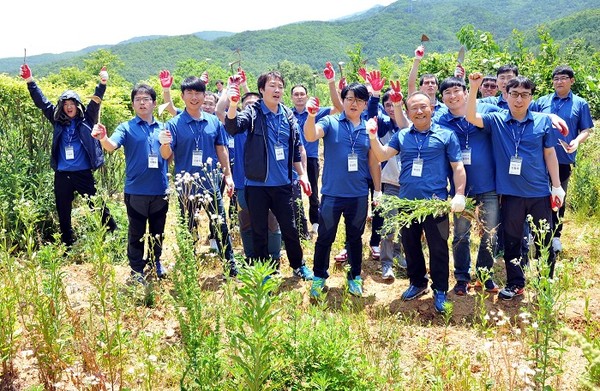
[533,91,593,164]
[480,110,557,198]
[318,112,371,197]
[246,101,293,187]
[57,119,92,171]
[110,116,169,196]
[479,95,509,110]
[295,106,331,158]
[167,110,226,191]
[434,103,500,195]
[388,123,462,200]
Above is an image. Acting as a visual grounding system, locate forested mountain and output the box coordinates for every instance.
[0,0,598,82]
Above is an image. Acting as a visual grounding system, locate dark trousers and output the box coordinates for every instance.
[368,178,383,246]
[54,170,116,246]
[401,214,450,292]
[124,194,169,274]
[313,195,368,280]
[553,163,572,238]
[501,195,555,287]
[245,185,304,269]
[306,157,320,225]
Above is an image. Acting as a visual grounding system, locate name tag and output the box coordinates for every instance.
[275,144,285,161]
[148,154,159,169]
[509,156,522,175]
[348,153,358,172]
[192,150,203,167]
[65,145,74,160]
[411,158,423,177]
[228,137,235,149]
[461,148,472,165]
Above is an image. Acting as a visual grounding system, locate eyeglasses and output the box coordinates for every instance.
[345,97,366,105]
[134,97,152,103]
[482,83,497,89]
[508,91,533,99]
[552,76,571,82]
[422,81,437,86]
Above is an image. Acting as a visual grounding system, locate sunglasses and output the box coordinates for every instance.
[482,83,497,89]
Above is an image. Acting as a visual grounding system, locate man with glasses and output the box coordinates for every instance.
[408,45,446,112]
[532,65,593,253]
[466,73,566,300]
[479,75,499,98]
[479,65,519,109]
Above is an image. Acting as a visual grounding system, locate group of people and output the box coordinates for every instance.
[20,42,593,313]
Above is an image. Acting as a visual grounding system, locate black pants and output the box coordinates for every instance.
[245,185,304,269]
[368,178,383,247]
[401,214,450,292]
[124,194,169,274]
[54,170,116,246]
[553,163,572,238]
[306,157,320,225]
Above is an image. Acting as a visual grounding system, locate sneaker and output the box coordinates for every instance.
[155,260,167,279]
[401,285,429,301]
[396,256,407,269]
[453,281,470,296]
[347,276,363,297]
[474,279,499,293]
[293,265,314,281]
[433,290,448,313]
[228,262,239,278]
[552,237,562,253]
[498,285,524,301]
[334,249,348,263]
[209,239,218,252]
[381,263,395,281]
[128,272,148,287]
[310,277,326,298]
[370,246,381,260]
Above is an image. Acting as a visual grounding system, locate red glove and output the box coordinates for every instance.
[358,67,368,81]
[200,71,209,84]
[415,45,425,59]
[99,66,108,84]
[454,64,465,79]
[389,80,403,104]
[323,61,335,81]
[299,177,312,197]
[237,67,247,85]
[228,84,240,104]
[306,97,320,116]
[20,64,32,80]
[159,70,173,88]
[92,124,107,140]
[366,70,386,92]
[366,116,378,140]
[338,77,347,91]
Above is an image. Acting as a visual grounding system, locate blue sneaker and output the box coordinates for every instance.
[401,285,429,301]
[433,289,448,313]
[155,260,167,279]
[293,265,314,281]
[347,276,363,297]
[310,277,326,298]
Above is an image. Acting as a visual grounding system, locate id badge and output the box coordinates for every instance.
[65,145,74,160]
[509,156,522,175]
[461,148,472,165]
[411,158,424,177]
[192,150,203,167]
[348,153,358,172]
[228,137,235,149]
[275,144,285,161]
[148,154,159,169]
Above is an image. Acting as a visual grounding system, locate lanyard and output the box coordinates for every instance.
[188,120,206,150]
[454,118,469,148]
[412,129,431,159]
[267,112,283,145]
[141,122,156,155]
[510,120,527,157]
[552,97,568,115]
[64,121,76,145]
[343,120,361,153]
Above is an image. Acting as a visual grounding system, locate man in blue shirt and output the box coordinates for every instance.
[93,84,170,285]
[368,91,467,314]
[408,45,446,113]
[466,73,566,300]
[224,71,313,280]
[304,83,381,297]
[533,65,594,253]
[159,76,238,277]
[435,77,501,295]
[479,64,518,110]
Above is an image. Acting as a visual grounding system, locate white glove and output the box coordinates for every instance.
[159,130,172,146]
[451,194,466,213]
[99,67,109,84]
[366,117,378,140]
[551,186,566,210]
[373,190,382,204]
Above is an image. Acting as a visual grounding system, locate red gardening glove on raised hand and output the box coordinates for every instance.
[237,67,247,85]
[92,123,107,140]
[200,71,209,84]
[367,70,386,92]
[20,64,32,80]
[323,61,335,81]
[389,80,404,104]
[99,66,108,84]
[306,97,320,116]
[338,77,347,91]
[358,67,368,81]
[415,45,425,59]
[159,70,173,88]
[299,175,312,197]
[366,116,378,140]
[228,83,240,104]
[454,64,465,79]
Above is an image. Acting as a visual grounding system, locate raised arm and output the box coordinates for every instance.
[408,45,424,96]
[390,80,409,129]
[466,73,485,128]
[323,61,343,114]
[303,97,326,142]
[91,123,118,152]
[366,117,399,162]
[159,70,178,117]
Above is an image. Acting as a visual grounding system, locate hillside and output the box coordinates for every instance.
[0,0,598,82]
